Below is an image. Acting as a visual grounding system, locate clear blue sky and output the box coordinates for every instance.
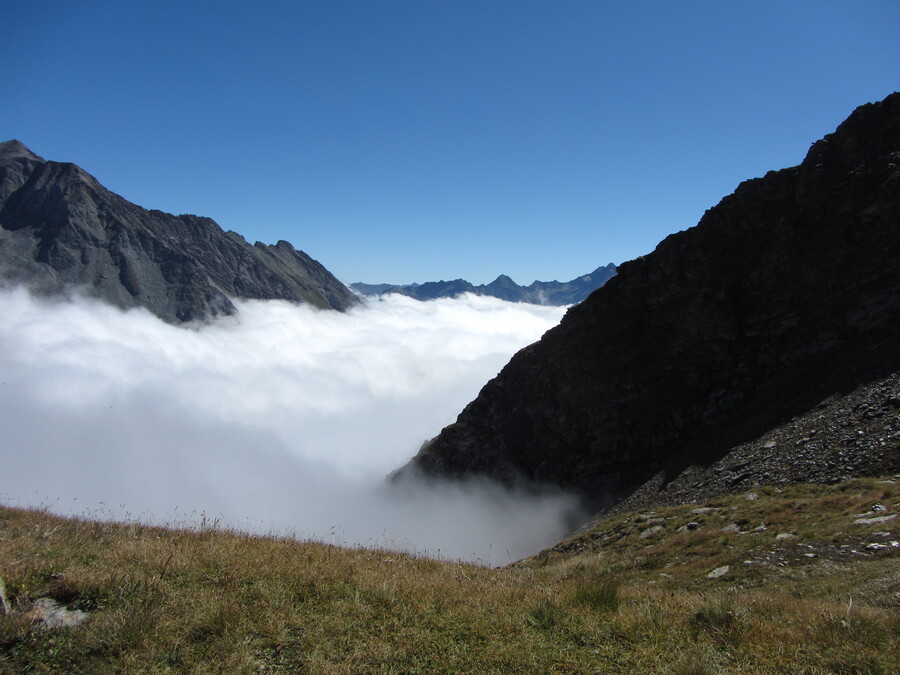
[3,2,898,285]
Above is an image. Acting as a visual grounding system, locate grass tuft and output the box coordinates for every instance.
[526,598,565,631]
[670,648,719,675]
[569,577,621,613]
[691,593,746,645]
[188,600,240,643]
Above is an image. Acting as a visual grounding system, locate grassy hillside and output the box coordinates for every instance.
[1,477,897,673]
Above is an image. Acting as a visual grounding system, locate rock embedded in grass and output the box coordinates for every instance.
[707,565,730,579]
[28,598,88,629]
[640,525,664,539]
[854,514,896,525]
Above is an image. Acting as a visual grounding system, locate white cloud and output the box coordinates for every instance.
[0,288,580,564]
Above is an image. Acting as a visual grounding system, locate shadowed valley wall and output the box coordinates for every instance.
[403,93,900,507]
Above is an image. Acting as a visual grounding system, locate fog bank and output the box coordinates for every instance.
[0,288,580,564]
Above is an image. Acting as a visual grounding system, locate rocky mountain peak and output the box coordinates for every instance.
[399,93,900,510]
[0,139,42,162]
[0,142,358,322]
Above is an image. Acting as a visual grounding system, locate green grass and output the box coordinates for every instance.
[569,577,621,613]
[1,476,897,673]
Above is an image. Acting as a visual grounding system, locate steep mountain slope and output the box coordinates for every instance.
[0,141,357,322]
[351,263,616,305]
[401,93,900,509]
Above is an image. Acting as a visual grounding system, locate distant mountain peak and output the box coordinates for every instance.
[351,265,616,306]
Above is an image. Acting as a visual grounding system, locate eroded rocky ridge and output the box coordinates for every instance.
[402,93,900,509]
[0,140,357,322]
[351,264,617,306]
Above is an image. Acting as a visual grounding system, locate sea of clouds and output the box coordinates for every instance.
[0,287,582,564]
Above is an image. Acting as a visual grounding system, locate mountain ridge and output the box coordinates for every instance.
[351,263,616,305]
[399,93,900,510]
[0,140,358,323]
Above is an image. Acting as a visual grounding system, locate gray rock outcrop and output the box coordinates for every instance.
[0,140,358,322]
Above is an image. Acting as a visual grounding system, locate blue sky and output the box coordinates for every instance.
[3,2,898,285]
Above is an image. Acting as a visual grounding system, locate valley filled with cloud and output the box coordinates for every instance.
[0,288,581,564]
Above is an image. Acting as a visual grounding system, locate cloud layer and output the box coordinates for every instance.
[0,288,580,564]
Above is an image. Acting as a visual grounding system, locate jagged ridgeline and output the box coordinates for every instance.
[351,263,617,306]
[0,140,358,323]
[400,93,900,508]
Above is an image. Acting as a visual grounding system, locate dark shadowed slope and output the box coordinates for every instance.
[0,140,357,323]
[401,93,900,509]
[352,263,617,305]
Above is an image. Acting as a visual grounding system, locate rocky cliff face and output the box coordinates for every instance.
[351,264,617,305]
[0,141,358,322]
[401,93,900,508]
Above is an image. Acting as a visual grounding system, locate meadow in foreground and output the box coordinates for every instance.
[1,477,897,673]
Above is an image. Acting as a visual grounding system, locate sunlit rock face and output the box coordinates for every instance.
[403,93,900,508]
[0,140,358,323]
